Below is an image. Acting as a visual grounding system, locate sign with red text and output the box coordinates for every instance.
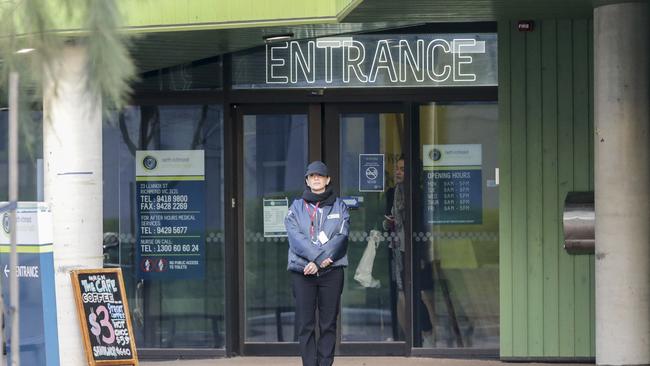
[135,150,205,279]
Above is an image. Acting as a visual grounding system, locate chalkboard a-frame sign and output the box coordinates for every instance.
[71,268,139,366]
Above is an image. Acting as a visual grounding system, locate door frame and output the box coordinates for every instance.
[228,93,499,358]
[232,102,414,356]
[323,102,411,356]
[232,103,318,356]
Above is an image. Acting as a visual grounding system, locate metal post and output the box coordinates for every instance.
[8,72,20,366]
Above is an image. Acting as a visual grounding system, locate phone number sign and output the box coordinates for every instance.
[135,150,205,280]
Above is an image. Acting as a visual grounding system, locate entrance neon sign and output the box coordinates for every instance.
[265,37,489,86]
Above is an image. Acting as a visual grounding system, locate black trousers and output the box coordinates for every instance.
[291,267,344,366]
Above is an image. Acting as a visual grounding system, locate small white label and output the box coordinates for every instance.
[327,213,340,219]
[318,231,329,245]
[263,198,289,238]
[422,144,482,167]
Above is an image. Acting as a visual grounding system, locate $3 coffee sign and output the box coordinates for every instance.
[71,269,139,365]
[89,305,115,344]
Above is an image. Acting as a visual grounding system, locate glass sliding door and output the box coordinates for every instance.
[413,102,499,349]
[331,104,406,352]
[240,107,309,345]
[235,100,498,356]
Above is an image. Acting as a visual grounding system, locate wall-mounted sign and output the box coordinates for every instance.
[359,154,385,192]
[422,145,483,224]
[70,268,139,366]
[135,150,205,279]
[263,198,289,237]
[233,33,497,89]
[423,144,482,167]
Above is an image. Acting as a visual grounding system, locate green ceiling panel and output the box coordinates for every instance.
[6,0,352,35]
[119,0,340,32]
[6,0,595,35]
[343,0,593,22]
[336,0,365,20]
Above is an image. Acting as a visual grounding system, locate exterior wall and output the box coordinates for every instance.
[498,19,595,359]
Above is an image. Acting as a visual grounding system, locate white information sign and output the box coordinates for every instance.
[422,144,482,167]
[0,202,53,245]
[263,198,289,238]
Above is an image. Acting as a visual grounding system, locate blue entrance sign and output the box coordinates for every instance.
[0,203,60,366]
[359,154,385,192]
[136,150,205,280]
[422,144,483,224]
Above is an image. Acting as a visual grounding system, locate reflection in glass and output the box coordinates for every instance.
[103,105,225,348]
[0,111,43,202]
[339,112,404,342]
[133,59,222,92]
[414,102,499,348]
[243,114,308,342]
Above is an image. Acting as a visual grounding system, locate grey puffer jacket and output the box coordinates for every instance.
[284,197,350,273]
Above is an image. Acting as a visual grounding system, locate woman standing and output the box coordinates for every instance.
[384,156,436,346]
[285,161,350,366]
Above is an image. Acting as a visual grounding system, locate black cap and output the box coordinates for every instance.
[305,161,328,177]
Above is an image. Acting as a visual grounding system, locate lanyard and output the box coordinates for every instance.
[304,200,320,239]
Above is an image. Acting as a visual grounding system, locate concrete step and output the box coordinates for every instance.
[141,356,593,366]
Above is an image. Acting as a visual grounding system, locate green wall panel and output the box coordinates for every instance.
[497,20,513,357]
[540,19,560,356]
[556,18,576,357]
[510,23,529,355]
[498,19,595,359]
[525,24,544,357]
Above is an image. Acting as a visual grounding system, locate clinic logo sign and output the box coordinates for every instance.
[423,144,482,167]
[430,148,442,162]
[142,155,158,171]
[2,213,9,234]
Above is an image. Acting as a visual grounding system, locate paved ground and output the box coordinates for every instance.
[141,357,594,366]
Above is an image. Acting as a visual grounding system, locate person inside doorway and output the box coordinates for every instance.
[285,161,350,366]
[384,156,437,347]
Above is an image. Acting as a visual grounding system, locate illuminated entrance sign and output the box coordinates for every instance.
[232,34,497,89]
[267,38,483,84]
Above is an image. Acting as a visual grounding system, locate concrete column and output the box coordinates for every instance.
[594,2,650,366]
[43,44,104,366]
